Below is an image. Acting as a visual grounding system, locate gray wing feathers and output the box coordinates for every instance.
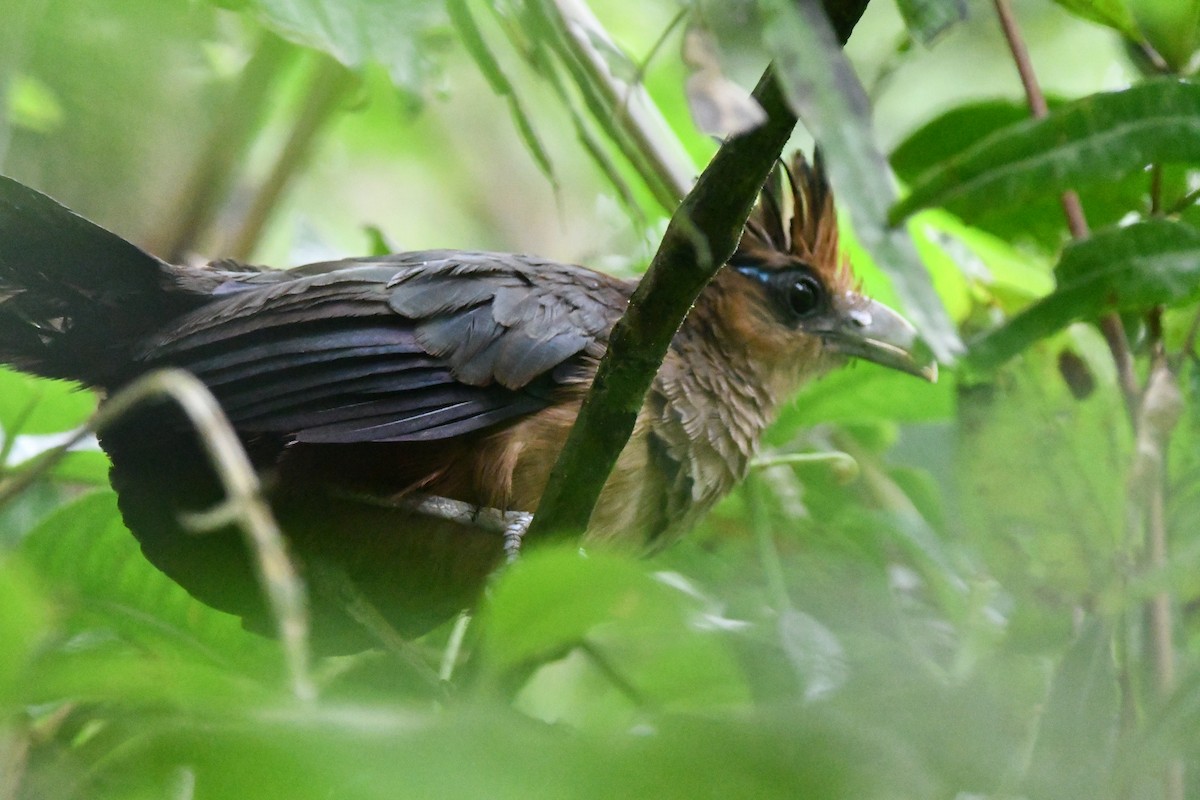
[140,252,630,443]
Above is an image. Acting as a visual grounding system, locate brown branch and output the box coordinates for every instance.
[525,0,871,543]
[993,0,1140,419]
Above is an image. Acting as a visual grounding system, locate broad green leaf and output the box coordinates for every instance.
[891,100,1150,251]
[892,79,1200,224]
[241,0,446,97]
[760,0,962,362]
[477,546,747,709]
[1129,0,1200,72]
[0,557,48,704]
[894,0,968,45]
[777,361,954,432]
[967,220,1200,370]
[1051,0,1139,38]
[20,491,276,668]
[0,367,94,436]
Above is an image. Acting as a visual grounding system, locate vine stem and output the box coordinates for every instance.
[993,3,1180,798]
[992,0,1139,420]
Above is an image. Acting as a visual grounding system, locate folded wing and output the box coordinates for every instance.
[139,251,631,443]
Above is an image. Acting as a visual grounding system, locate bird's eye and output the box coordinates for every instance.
[786,276,822,317]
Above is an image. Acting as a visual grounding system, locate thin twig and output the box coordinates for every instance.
[1129,355,1185,800]
[439,613,473,683]
[751,450,860,481]
[0,370,315,703]
[992,0,1140,420]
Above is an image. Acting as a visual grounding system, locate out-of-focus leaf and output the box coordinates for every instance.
[446,0,556,182]
[240,0,446,99]
[1129,0,1200,71]
[894,0,968,45]
[1051,0,1139,38]
[0,557,48,704]
[0,368,94,437]
[1022,620,1119,800]
[6,72,65,134]
[476,546,748,709]
[892,79,1200,224]
[759,0,961,362]
[967,220,1200,370]
[96,703,911,800]
[682,25,766,136]
[777,362,954,433]
[45,449,112,484]
[778,607,846,700]
[20,491,276,668]
[957,342,1128,614]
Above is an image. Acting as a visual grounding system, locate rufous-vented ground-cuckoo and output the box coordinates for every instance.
[0,154,934,651]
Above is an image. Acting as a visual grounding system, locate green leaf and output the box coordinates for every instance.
[1051,0,1140,38]
[1129,0,1200,71]
[891,99,1154,252]
[477,546,748,709]
[759,0,961,362]
[967,219,1200,370]
[20,491,276,667]
[241,0,446,96]
[1022,620,1119,800]
[0,557,48,704]
[892,79,1200,224]
[894,0,969,45]
[0,368,95,437]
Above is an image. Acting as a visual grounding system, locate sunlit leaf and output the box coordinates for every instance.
[0,557,48,704]
[892,79,1200,223]
[0,368,94,437]
[1051,0,1139,38]
[967,219,1200,370]
[1129,0,1200,71]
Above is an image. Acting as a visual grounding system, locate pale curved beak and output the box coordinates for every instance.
[822,297,938,382]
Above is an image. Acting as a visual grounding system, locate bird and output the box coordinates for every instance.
[0,153,935,652]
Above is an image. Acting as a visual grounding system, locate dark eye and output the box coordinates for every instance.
[786,276,822,317]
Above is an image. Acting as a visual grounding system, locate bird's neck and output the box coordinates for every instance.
[643,269,793,525]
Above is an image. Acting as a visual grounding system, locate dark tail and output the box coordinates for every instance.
[0,176,205,386]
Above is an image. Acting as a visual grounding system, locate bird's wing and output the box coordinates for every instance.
[138,251,631,443]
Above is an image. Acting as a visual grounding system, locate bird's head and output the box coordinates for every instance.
[715,150,937,393]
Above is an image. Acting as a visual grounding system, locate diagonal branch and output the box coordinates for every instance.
[525,0,872,543]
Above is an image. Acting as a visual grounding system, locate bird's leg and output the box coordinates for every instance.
[332,489,534,561]
[501,511,534,563]
[401,494,532,562]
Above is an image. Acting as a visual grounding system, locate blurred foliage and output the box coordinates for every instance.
[1,0,1200,798]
